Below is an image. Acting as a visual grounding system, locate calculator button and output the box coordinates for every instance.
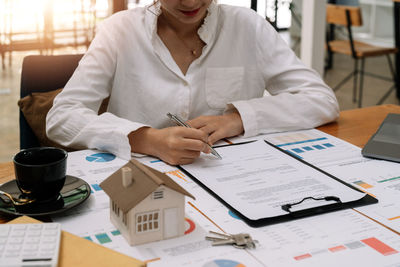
[41,244,55,250]
[9,237,23,244]
[6,244,21,251]
[42,237,57,243]
[22,252,36,256]
[43,230,58,236]
[0,227,10,237]
[26,237,40,244]
[44,224,59,230]
[40,253,54,259]
[4,252,19,257]
[24,244,39,251]
[27,230,41,237]
[10,230,25,237]
[28,224,43,230]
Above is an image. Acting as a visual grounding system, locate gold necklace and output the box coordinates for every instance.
[160,15,202,57]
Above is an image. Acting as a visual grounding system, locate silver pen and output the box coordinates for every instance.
[167,113,222,160]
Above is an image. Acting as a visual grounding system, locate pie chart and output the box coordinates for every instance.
[228,210,241,220]
[203,259,246,267]
[184,218,195,235]
[86,153,116,162]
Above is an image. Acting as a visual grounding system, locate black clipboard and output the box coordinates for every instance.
[179,140,378,227]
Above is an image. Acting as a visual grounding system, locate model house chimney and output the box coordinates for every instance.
[121,167,133,188]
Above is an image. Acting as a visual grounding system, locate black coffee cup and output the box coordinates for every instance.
[13,147,68,202]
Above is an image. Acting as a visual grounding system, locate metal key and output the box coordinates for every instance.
[232,233,249,247]
[207,231,231,239]
[232,233,256,249]
[212,238,238,246]
[205,231,257,249]
[206,231,235,246]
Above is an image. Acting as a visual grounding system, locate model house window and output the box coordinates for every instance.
[112,201,120,217]
[123,212,128,226]
[136,211,159,233]
[153,190,164,199]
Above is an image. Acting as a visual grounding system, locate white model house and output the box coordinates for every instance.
[100,159,194,246]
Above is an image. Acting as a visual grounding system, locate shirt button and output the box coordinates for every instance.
[183,81,189,86]
[181,112,188,118]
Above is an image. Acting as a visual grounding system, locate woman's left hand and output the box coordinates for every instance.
[187,111,244,145]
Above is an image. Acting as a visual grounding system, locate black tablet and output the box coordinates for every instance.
[361,113,400,163]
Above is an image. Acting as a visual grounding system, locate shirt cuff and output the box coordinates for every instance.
[116,124,150,160]
[92,114,149,161]
[228,101,259,137]
[131,152,147,158]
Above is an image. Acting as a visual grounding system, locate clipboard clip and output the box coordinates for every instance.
[281,196,342,214]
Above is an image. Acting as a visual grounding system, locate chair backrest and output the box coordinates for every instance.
[333,0,360,6]
[20,54,83,149]
[326,4,363,59]
[326,4,362,27]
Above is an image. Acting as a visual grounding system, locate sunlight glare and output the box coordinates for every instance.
[6,0,46,31]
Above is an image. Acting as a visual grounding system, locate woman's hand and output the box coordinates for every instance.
[187,111,244,145]
[128,126,211,165]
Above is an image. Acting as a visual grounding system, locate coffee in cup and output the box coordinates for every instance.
[13,147,68,202]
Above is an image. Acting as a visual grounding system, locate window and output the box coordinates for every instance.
[136,211,159,233]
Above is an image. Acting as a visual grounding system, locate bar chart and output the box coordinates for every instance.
[293,236,398,261]
[84,229,121,244]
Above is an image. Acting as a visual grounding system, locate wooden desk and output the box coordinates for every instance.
[316,104,400,147]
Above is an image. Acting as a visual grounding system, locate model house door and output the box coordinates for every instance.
[163,208,178,239]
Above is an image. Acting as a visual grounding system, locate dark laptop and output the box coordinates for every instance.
[362,113,400,163]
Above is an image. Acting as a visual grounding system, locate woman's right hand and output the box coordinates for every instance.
[128,126,211,165]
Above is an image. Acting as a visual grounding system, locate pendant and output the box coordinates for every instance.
[191,50,197,56]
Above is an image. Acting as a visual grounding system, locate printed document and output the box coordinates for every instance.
[181,140,366,220]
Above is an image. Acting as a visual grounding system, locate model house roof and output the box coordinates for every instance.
[100,159,195,213]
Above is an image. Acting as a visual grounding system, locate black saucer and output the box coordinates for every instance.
[0,175,91,216]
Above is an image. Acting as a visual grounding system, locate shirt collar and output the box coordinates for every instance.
[144,1,219,45]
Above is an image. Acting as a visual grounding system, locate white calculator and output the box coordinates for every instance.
[0,223,61,267]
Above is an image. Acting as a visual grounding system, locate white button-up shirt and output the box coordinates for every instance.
[46,3,339,160]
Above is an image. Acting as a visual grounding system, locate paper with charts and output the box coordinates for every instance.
[47,129,400,267]
[262,129,400,234]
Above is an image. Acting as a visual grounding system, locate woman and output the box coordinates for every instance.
[46,0,339,165]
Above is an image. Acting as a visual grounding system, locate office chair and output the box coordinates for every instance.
[19,54,83,149]
[326,4,398,108]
